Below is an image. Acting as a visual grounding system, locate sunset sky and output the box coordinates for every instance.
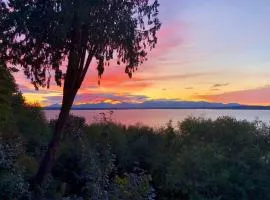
[15,0,270,106]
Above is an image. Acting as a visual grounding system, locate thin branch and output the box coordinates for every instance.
[76,46,97,88]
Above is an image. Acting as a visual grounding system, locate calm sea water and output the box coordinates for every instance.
[45,109,270,128]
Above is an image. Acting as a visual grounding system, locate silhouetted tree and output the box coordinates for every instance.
[0,62,18,133]
[0,0,161,185]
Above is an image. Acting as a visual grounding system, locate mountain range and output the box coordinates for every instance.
[45,100,270,110]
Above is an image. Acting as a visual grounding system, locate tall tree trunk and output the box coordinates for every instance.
[33,87,77,185]
[33,30,94,185]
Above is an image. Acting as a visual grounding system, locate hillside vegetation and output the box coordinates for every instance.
[1,67,270,199]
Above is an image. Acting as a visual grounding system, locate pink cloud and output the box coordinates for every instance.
[196,86,270,105]
[144,21,187,68]
[151,21,186,56]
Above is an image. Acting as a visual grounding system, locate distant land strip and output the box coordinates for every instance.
[44,106,270,110]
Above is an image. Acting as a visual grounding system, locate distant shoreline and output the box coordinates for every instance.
[44,106,270,111]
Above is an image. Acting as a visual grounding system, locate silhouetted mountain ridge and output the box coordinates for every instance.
[45,101,270,110]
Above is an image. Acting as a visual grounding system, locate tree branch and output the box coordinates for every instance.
[76,45,98,87]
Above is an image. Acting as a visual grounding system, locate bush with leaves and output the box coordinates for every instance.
[0,135,29,200]
[164,117,270,200]
[49,115,156,200]
[109,167,156,200]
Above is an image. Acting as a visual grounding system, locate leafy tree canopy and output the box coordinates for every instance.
[0,0,161,89]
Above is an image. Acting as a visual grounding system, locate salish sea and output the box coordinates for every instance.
[45,109,270,128]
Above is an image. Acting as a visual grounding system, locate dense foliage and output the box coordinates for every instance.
[1,69,270,199]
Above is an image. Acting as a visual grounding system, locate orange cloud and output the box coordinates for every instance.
[81,70,151,93]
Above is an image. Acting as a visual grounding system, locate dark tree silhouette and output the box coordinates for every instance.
[0,0,161,185]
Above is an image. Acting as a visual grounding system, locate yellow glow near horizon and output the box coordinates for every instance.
[23,93,48,106]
